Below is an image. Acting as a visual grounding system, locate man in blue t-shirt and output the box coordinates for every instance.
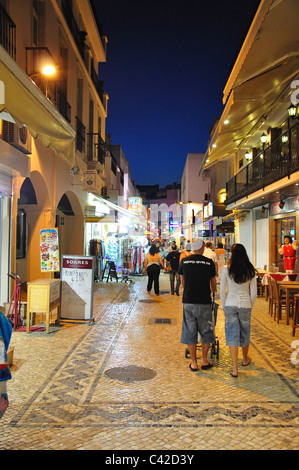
[178,238,216,372]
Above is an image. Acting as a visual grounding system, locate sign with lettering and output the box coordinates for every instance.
[61,255,94,321]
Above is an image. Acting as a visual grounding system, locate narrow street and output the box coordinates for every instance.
[0,274,298,450]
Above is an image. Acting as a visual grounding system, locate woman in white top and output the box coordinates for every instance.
[220,244,257,377]
[144,245,164,295]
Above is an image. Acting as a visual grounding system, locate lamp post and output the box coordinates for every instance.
[29,64,57,98]
[287,104,297,118]
[260,133,267,183]
[261,133,267,145]
[286,104,297,178]
[245,150,252,161]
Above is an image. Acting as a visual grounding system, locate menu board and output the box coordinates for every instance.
[40,229,60,272]
[60,255,94,321]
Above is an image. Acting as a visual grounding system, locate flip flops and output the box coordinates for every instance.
[230,372,238,378]
[189,362,214,371]
[242,359,252,367]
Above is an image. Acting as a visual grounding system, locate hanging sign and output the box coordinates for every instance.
[84,170,97,191]
[40,228,60,272]
[60,255,94,321]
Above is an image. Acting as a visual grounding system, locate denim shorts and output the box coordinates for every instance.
[224,306,252,347]
[181,303,213,345]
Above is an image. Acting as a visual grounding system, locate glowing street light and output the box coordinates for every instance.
[42,64,56,76]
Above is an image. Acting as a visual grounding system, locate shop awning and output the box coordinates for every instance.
[88,194,148,228]
[0,45,75,163]
[204,0,299,168]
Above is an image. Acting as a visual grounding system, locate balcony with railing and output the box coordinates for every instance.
[226,120,299,205]
[61,0,106,110]
[86,133,106,164]
[61,0,86,62]
[76,117,85,154]
[0,4,16,59]
[25,47,71,123]
[91,66,104,105]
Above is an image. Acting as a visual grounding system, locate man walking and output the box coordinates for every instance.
[178,238,216,371]
[203,241,218,278]
[165,243,181,295]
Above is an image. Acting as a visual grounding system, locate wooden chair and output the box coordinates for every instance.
[267,276,273,316]
[271,278,294,324]
[292,294,299,336]
[256,276,264,297]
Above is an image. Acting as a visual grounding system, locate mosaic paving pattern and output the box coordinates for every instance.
[1,276,299,449]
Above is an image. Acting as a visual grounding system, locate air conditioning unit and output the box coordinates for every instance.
[1,121,32,154]
[85,205,96,217]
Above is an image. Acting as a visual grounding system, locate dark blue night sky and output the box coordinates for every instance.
[95,0,260,187]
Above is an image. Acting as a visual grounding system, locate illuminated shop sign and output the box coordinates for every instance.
[128,197,143,213]
[203,202,213,219]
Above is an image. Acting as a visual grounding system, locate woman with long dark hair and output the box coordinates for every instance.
[220,244,257,377]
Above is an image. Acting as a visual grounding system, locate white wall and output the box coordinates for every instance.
[256,218,269,269]
[237,212,253,261]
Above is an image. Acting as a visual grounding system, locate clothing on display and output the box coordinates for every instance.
[89,238,105,281]
[132,246,143,274]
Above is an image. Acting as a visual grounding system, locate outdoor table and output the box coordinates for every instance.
[277,281,299,325]
[270,273,298,281]
[259,272,298,301]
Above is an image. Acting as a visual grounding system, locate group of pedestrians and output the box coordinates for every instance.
[143,242,182,296]
[144,238,257,378]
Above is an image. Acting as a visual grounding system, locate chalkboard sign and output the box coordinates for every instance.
[61,255,94,321]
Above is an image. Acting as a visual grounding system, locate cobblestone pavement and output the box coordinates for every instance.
[0,273,298,450]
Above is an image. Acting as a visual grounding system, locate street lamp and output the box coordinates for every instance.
[288,104,297,118]
[261,133,267,144]
[42,64,56,76]
[245,150,252,161]
[29,64,57,98]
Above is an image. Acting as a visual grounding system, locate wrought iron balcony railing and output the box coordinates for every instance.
[226,120,299,205]
[76,117,86,154]
[61,0,106,109]
[86,133,106,164]
[0,4,16,59]
[25,47,71,123]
